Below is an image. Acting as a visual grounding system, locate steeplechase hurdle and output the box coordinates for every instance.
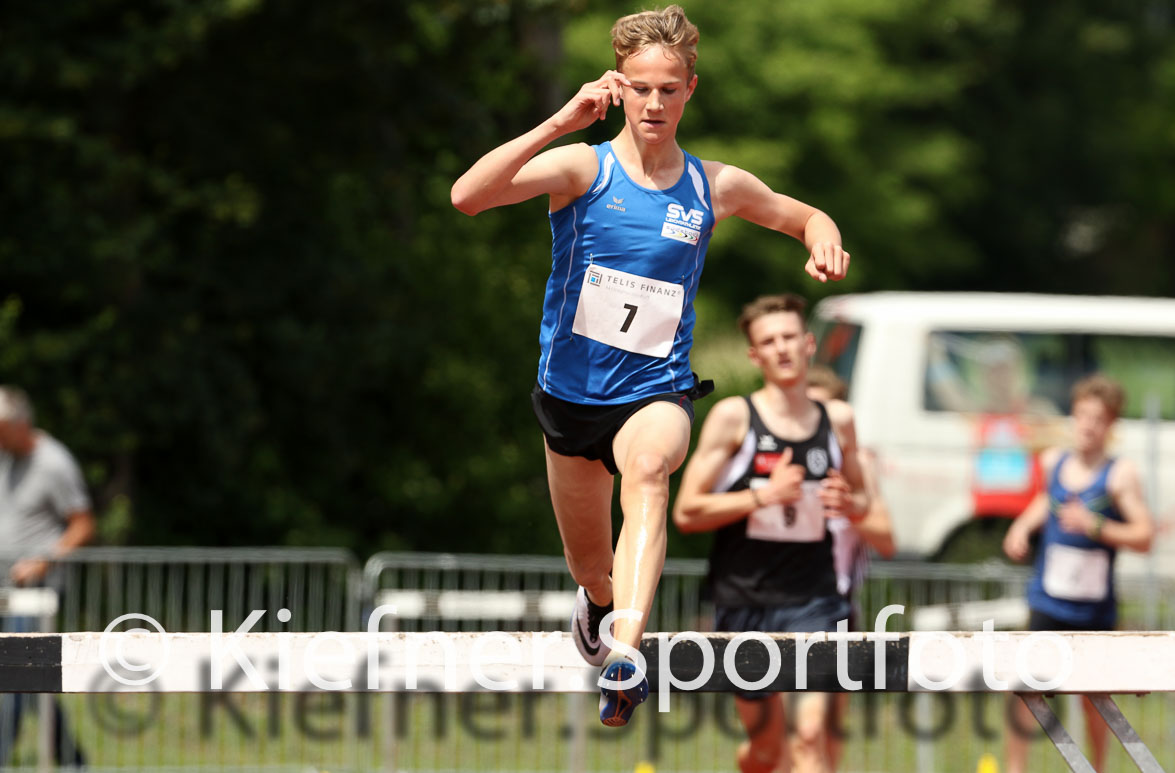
[0,629,1171,772]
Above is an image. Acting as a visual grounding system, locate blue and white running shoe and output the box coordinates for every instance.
[598,659,649,727]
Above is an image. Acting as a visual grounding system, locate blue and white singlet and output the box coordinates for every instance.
[536,142,715,405]
[1026,453,1122,627]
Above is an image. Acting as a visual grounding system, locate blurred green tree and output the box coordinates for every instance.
[1,0,1172,557]
[0,0,571,553]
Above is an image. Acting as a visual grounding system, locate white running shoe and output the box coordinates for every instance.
[570,586,613,667]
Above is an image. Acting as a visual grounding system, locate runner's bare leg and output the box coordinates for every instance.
[791,692,830,773]
[736,696,789,773]
[609,401,692,653]
[544,442,615,607]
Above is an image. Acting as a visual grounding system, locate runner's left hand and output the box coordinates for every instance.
[805,243,850,283]
[819,469,852,518]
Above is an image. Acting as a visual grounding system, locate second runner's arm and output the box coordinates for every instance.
[820,399,871,521]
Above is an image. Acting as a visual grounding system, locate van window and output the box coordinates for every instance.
[924,330,1175,419]
[1091,335,1175,420]
[811,320,862,393]
[924,331,1074,416]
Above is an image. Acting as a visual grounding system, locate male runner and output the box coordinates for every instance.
[1003,373,1154,773]
[674,294,868,773]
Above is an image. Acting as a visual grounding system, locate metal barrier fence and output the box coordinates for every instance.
[364,552,1175,773]
[0,547,362,772]
[0,547,1172,772]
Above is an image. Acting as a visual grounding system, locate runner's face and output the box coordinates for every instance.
[1072,396,1113,455]
[747,312,814,385]
[620,46,696,144]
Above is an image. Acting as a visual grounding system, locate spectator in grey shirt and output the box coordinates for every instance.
[0,385,94,765]
[0,386,95,585]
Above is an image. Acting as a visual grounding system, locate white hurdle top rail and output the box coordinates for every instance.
[0,630,1170,696]
[2,630,1170,772]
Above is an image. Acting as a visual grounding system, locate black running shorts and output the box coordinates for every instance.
[531,378,713,475]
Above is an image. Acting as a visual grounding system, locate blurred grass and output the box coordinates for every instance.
[5,689,1170,771]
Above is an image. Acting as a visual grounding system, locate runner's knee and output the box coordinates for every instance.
[795,710,826,750]
[622,450,670,488]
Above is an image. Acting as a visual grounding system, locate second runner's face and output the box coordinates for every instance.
[747,311,815,386]
[620,45,696,144]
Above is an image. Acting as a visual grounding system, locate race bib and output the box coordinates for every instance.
[1042,543,1110,602]
[571,264,684,358]
[745,480,826,543]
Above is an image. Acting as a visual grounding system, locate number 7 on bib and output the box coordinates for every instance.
[572,264,684,358]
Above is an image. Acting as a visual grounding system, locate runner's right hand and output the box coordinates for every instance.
[759,447,806,506]
[551,71,631,134]
[1003,523,1030,562]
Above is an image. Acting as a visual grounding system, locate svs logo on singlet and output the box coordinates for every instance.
[662,203,704,245]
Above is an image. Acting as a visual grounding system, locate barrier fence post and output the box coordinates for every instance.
[1144,391,1161,631]
[37,599,55,773]
[568,691,586,773]
[915,692,935,773]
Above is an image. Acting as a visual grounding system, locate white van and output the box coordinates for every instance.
[809,292,1175,571]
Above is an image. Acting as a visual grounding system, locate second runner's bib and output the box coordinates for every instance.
[745,479,826,543]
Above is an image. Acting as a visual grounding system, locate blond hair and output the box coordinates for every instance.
[611,5,699,78]
[736,293,807,341]
[1071,373,1125,419]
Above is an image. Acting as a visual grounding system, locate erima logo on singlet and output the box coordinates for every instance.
[757,435,778,451]
[606,196,626,213]
[662,203,704,245]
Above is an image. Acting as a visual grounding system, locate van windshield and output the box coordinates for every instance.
[811,320,862,396]
[923,330,1175,419]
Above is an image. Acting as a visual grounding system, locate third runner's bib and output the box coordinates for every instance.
[1025,453,1122,627]
[1042,543,1110,602]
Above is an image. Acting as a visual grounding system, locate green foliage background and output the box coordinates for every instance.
[2,0,1173,556]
